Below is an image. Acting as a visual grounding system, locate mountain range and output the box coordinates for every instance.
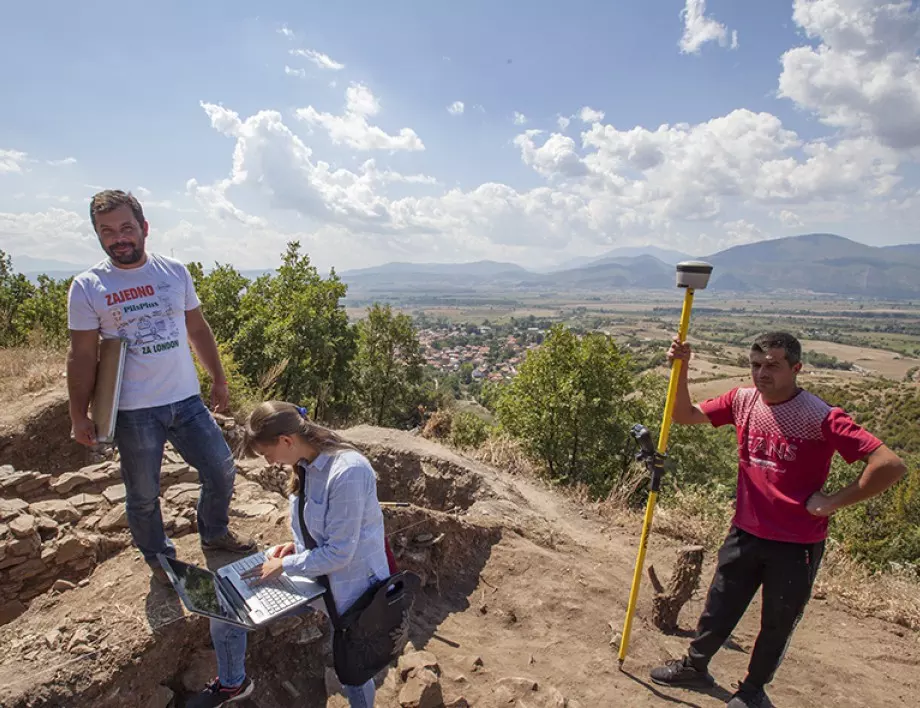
[339,234,920,298]
[10,234,920,299]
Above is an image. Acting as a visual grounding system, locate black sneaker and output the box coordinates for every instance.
[201,529,257,554]
[649,657,715,688]
[186,676,254,707]
[727,687,773,707]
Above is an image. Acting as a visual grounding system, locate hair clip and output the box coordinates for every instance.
[296,406,309,418]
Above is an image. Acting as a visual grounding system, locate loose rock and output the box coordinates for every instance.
[398,650,441,681]
[0,498,29,521]
[28,500,82,525]
[102,484,127,505]
[9,514,37,538]
[98,506,129,532]
[398,668,443,708]
[68,493,107,513]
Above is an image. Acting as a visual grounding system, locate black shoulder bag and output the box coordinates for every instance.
[296,468,414,686]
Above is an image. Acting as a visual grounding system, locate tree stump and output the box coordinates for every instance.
[647,545,705,632]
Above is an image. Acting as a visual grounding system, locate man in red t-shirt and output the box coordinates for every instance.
[649,331,906,708]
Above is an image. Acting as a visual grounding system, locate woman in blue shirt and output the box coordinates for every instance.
[187,401,391,708]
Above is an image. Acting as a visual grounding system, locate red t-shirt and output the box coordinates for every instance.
[700,386,882,544]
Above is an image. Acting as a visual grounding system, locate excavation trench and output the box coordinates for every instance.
[0,433,503,708]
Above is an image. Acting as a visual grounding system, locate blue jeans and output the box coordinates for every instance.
[210,614,375,706]
[114,394,235,563]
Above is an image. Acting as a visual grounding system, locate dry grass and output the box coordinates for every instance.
[0,345,66,406]
[472,433,537,478]
[815,542,920,631]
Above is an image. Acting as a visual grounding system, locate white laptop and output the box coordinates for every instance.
[157,551,325,628]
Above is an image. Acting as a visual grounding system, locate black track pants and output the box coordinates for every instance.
[687,525,825,691]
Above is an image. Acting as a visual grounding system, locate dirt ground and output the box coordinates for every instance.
[0,422,916,708]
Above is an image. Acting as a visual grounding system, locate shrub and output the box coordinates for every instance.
[449,411,492,450]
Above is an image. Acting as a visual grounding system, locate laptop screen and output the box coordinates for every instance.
[162,557,244,624]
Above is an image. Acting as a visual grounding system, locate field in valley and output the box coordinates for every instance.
[346,289,920,401]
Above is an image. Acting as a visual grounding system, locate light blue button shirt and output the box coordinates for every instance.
[281,449,391,615]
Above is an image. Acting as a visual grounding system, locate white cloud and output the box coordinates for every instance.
[447,101,465,115]
[722,219,765,246]
[578,110,900,217]
[187,87,910,268]
[284,66,306,78]
[359,159,438,186]
[779,0,920,150]
[197,102,432,229]
[47,157,77,167]
[344,83,380,117]
[290,48,345,71]
[578,107,605,123]
[278,25,294,39]
[679,0,737,54]
[0,149,28,174]
[514,130,589,179]
[296,83,425,152]
[135,186,152,198]
[0,207,97,261]
[557,116,571,131]
[777,209,804,228]
[513,111,528,125]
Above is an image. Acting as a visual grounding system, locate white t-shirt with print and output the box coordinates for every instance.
[67,253,203,411]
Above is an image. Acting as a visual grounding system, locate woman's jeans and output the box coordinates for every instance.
[210,613,375,707]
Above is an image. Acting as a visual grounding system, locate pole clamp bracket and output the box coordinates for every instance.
[630,423,667,493]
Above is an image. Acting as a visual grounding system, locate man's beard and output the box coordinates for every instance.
[107,243,144,265]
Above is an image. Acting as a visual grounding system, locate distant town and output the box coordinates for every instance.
[416,320,546,382]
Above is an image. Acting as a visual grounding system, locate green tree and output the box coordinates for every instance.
[495,324,640,497]
[0,250,37,346]
[187,262,249,344]
[354,303,426,427]
[14,274,73,347]
[233,242,356,423]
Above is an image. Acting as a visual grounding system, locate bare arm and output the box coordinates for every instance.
[809,444,907,516]
[185,307,228,412]
[669,337,710,426]
[67,330,99,446]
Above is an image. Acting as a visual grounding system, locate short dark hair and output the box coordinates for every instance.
[89,190,145,230]
[751,331,801,366]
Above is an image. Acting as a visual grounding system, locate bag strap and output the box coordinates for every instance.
[296,465,341,628]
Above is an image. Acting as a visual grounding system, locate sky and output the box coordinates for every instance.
[2,0,920,273]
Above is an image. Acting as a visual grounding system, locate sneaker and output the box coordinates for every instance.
[201,530,257,554]
[649,656,715,688]
[727,687,773,707]
[186,676,254,707]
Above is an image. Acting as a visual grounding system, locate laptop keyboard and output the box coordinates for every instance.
[227,552,310,615]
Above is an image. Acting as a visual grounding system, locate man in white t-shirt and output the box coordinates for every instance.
[67,190,255,584]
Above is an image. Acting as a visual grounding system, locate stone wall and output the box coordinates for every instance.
[0,458,203,626]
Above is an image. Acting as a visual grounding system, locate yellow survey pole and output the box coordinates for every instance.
[618,260,712,668]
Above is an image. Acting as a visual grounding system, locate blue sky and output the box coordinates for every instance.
[2,1,919,272]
